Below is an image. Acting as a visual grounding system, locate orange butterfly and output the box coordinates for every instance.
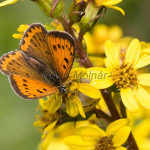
[0,23,75,99]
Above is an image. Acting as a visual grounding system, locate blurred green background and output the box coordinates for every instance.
[0,0,150,150]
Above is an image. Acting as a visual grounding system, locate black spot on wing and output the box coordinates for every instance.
[23,79,27,82]
[62,45,65,50]
[37,89,43,93]
[49,30,75,53]
[58,44,61,49]
[63,65,66,69]
[64,58,69,63]
[43,88,47,91]
[53,45,57,51]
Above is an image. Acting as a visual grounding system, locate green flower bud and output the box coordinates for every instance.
[79,0,104,34]
[69,0,88,24]
[31,0,64,19]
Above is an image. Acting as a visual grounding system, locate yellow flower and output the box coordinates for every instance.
[65,119,130,150]
[127,107,150,150]
[132,118,150,150]
[84,24,123,55]
[49,20,64,31]
[90,39,150,112]
[12,24,29,39]
[0,0,18,7]
[40,122,77,150]
[34,98,60,131]
[95,0,125,15]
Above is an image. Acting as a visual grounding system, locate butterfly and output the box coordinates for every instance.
[0,23,75,99]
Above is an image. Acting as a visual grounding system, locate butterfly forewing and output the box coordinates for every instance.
[48,31,75,82]
[20,23,75,82]
[20,24,54,70]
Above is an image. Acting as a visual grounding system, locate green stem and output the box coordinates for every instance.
[101,89,120,120]
[94,108,113,122]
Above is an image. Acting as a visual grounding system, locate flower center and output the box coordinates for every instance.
[95,136,114,150]
[111,63,138,88]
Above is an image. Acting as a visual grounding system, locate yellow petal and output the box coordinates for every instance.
[138,74,150,86]
[108,5,125,15]
[120,88,139,112]
[33,120,45,127]
[66,96,86,118]
[76,126,106,137]
[0,0,18,7]
[12,33,23,39]
[87,67,112,80]
[64,135,94,149]
[134,85,150,109]
[116,146,127,150]
[17,24,29,32]
[39,98,46,109]
[112,126,131,147]
[87,67,110,74]
[90,78,114,89]
[100,0,122,6]
[78,83,101,99]
[69,67,87,79]
[125,39,141,66]
[41,121,57,150]
[142,48,150,54]
[42,120,57,137]
[106,118,130,136]
[41,130,55,150]
[47,94,61,113]
[104,40,120,67]
[134,55,150,69]
[105,58,115,71]
[75,96,86,118]
[66,97,79,117]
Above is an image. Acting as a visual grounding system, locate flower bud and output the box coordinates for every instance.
[79,0,104,34]
[31,0,64,19]
[69,0,88,24]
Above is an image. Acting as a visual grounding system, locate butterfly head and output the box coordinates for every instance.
[59,85,66,93]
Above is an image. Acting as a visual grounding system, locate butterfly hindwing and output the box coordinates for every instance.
[0,50,58,99]
[0,51,42,80]
[9,75,57,99]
